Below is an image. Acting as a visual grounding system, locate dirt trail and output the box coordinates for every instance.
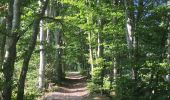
[43,72,90,100]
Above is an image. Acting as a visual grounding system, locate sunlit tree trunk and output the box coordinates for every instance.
[79,30,85,70]
[97,23,103,58]
[16,0,49,99]
[96,0,103,58]
[38,20,45,89]
[86,7,94,75]
[38,7,49,89]
[2,0,21,99]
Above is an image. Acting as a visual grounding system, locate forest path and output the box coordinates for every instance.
[43,72,90,100]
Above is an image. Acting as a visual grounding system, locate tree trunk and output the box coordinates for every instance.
[2,0,21,99]
[97,29,103,58]
[97,18,104,58]
[96,0,103,58]
[38,20,45,89]
[88,32,94,75]
[16,0,49,99]
[0,18,6,70]
[86,10,94,74]
[57,31,63,81]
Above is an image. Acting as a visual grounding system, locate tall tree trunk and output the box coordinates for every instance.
[54,29,60,81]
[96,0,103,58]
[16,0,49,100]
[88,32,94,75]
[38,20,45,89]
[97,33,103,58]
[97,26,104,58]
[86,9,94,74]
[46,4,53,43]
[0,18,6,70]
[2,0,21,99]
[57,31,63,81]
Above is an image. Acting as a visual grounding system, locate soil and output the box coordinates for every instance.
[43,72,90,100]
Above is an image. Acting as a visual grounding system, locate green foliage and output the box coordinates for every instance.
[1,0,170,99]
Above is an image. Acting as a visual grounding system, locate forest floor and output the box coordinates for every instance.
[43,72,111,100]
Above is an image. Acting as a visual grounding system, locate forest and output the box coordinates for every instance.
[0,0,170,100]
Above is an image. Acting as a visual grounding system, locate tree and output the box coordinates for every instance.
[2,0,21,99]
[0,17,6,70]
[0,0,170,99]
[17,0,49,99]
[38,18,46,90]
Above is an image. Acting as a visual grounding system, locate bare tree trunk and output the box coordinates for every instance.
[97,32,103,58]
[97,23,104,59]
[88,32,94,74]
[46,4,52,43]
[2,0,21,99]
[0,18,6,70]
[96,0,103,58]
[16,0,49,99]
[57,31,63,81]
[38,20,45,89]
[86,9,94,74]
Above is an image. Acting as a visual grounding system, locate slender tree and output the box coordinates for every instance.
[38,19,46,89]
[0,17,6,70]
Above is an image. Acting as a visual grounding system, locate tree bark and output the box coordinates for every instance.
[2,0,21,99]
[0,18,6,70]
[96,0,103,58]
[88,32,94,75]
[38,20,45,89]
[86,9,94,74]
[53,29,60,81]
[57,30,63,81]
[16,0,49,100]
